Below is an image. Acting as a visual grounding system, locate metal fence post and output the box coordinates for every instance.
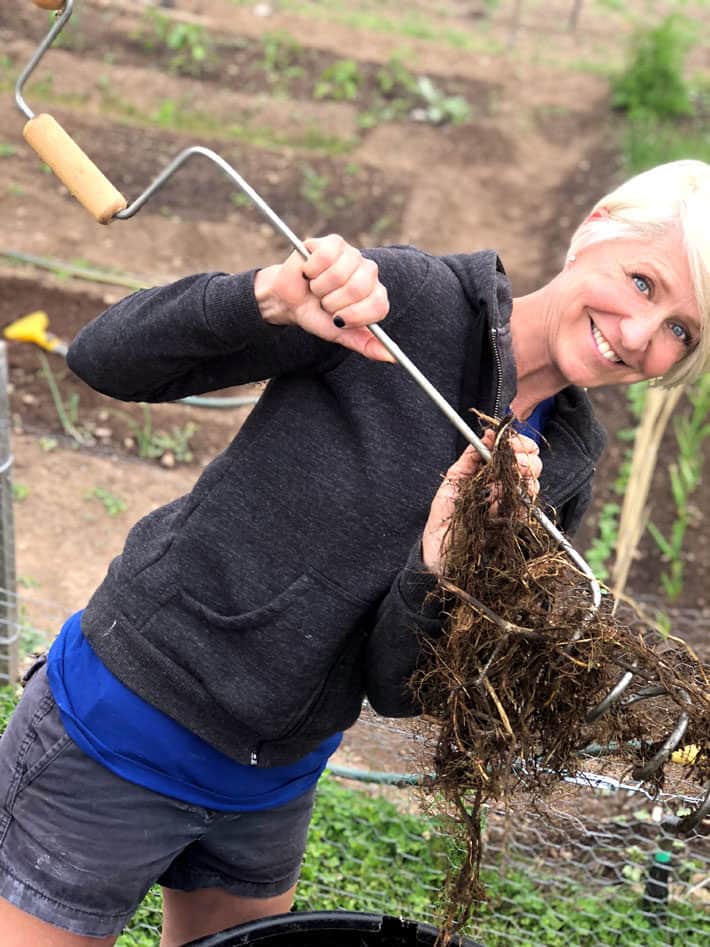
[0,341,18,685]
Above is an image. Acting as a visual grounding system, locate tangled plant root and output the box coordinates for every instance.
[411,421,710,940]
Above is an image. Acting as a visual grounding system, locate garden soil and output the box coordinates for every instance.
[1,1,709,787]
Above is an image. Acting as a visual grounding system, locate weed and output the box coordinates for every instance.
[261,31,304,85]
[38,436,58,452]
[145,424,197,465]
[121,405,197,465]
[6,183,25,197]
[85,486,128,518]
[315,59,362,102]
[17,575,40,589]
[37,352,92,446]
[376,54,418,97]
[0,144,17,158]
[230,192,251,209]
[152,98,181,128]
[300,164,332,216]
[11,483,29,502]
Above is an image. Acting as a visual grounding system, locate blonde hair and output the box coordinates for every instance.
[567,160,710,386]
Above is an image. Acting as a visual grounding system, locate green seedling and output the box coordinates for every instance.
[37,352,92,446]
[38,436,58,452]
[17,575,40,589]
[120,404,197,465]
[315,59,361,102]
[85,486,127,518]
[138,9,215,76]
[11,482,29,502]
[300,164,332,217]
[261,31,304,84]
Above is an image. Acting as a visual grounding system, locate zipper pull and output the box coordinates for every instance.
[250,750,258,766]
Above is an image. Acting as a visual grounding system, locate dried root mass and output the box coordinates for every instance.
[411,422,710,937]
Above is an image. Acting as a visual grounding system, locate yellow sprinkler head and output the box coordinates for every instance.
[4,310,67,355]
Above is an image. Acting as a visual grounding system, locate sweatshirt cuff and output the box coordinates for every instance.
[202,271,265,348]
[397,543,443,621]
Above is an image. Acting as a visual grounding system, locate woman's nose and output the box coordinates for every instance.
[619,312,658,353]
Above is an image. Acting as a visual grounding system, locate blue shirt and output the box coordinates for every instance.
[47,611,341,811]
[512,396,555,446]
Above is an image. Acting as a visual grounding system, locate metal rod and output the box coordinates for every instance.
[15,0,74,120]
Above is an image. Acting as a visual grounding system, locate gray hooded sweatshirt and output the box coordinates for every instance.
[67,247,606,767]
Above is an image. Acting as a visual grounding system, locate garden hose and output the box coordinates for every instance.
[14,0,710,833]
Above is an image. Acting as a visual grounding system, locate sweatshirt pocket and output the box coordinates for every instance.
[145,570,369,741]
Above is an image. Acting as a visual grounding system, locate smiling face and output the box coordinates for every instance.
[548,225,701,389]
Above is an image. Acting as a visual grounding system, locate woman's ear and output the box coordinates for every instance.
[587,206,610,222]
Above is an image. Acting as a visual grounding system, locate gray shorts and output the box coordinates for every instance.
[0,659,316,938]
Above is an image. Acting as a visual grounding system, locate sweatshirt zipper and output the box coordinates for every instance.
[250,749,259,766]
[490,327,503,419]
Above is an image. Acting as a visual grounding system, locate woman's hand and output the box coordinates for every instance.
[422,429,542,574]
[254,234,394,363]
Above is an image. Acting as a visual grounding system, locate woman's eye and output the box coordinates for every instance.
[670,321,691,345]
[631,273,652,296]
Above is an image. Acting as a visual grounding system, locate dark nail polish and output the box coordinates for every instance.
[333,315,346,328]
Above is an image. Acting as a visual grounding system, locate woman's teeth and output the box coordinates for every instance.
[592,323,623,363]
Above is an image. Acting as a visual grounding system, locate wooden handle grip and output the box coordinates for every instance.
[32,1,67,10]
[23,114,127,224]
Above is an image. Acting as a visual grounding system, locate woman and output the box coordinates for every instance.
[1,159,709,946]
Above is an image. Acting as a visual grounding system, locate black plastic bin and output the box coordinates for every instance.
[187,911,483,947]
